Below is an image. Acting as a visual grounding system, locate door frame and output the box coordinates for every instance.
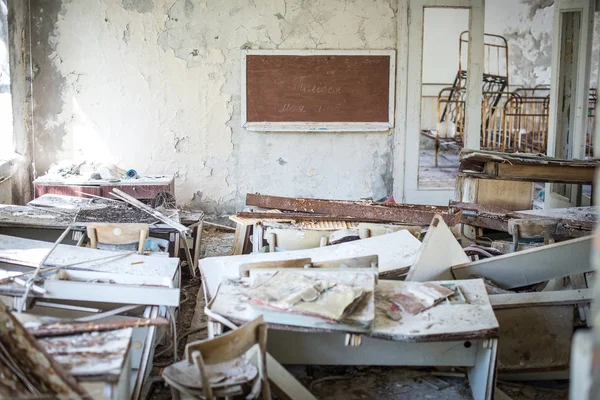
[393,0,485,205]
[545,0,595,208]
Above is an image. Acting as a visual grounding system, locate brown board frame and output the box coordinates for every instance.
[241,50,396,132]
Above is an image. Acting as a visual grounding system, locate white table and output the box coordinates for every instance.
[209,278,499,400]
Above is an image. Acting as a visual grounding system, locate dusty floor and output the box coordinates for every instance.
[147,228,570,399]
[418,137,461,189]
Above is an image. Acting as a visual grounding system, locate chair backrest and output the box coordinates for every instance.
[185,315,265,364]
[87,223,149,255]
[238,255,379,278]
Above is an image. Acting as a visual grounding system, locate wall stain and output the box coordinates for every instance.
[122,0,154,14]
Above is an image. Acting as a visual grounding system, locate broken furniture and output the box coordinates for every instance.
[212,267,377,333]
[0,197,183,257]
[450,202,595,241]
[39,327,134,399]
[458,149,598,184]
[0,233,181,399]
[232,193,457,255]
[34,174,175,201]
[405,214,470,281]
[200,229,421,297]
[87,223,150,254]
[0,301,89,399]
[452,236,593,290]
[455,149,598,243]
[206,276,498,400]
[163,316,270,399]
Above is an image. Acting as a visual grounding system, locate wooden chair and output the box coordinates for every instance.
[162,316,270,400]
[86,223,149,255]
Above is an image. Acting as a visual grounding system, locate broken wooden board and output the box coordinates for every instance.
[451,236,593,289]
[39,328,133,380]
[496,306,573,372]
[458,149,599,184]
[0,234,179,278]
[201,229,421,299]
[0,301,88,399]
[406,215,469,282]
[451,202,594,238]
[245,194,461,226]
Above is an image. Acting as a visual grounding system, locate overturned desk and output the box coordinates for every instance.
[0,198,187,256]
[208,277,499,400]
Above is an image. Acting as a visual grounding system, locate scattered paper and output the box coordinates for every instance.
[244,271,367,321]
[388,282,455,315]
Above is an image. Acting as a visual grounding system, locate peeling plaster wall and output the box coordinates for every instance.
[7,0,33,204]
[486,0,600,87]
[30,0,397,214]
[29,0,600,213]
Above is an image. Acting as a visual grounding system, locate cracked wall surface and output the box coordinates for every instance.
[487,0,600,87]
[29,0,600,213]
[30,0,397,214]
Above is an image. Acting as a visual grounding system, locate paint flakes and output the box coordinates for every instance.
[122,0,154,14]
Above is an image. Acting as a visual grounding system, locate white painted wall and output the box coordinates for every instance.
[31,0,397,214]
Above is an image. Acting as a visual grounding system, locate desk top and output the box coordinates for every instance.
[0,202,179,232]
[210,278,498,342]
[39,328,132,382]
[0,234,179,279]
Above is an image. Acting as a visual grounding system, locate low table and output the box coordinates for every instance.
[208,278,499,400]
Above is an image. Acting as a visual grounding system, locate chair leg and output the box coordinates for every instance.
[258,325,271,400]
[192,350,214,400]
[138,229,148,254]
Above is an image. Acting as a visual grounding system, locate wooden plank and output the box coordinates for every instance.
[484,162,594,183]
[245,194,460,225]
[476,179,533,211]
[489,289,592,309]
[231,223,251,255]
[452,236,593,289]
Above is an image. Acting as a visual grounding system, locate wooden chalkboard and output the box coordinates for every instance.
[241,50,396,132]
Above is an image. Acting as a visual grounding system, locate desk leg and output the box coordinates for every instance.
[252,223,264,253]
[231,223,251,255]
[467,338,498,400]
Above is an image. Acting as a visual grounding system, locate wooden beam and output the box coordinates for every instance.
[489,289,592,309]
[452,236,593,289]
[245,194,460,226]
[483,162,594,184]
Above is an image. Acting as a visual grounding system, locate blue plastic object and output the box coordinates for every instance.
[125,169,138,179]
